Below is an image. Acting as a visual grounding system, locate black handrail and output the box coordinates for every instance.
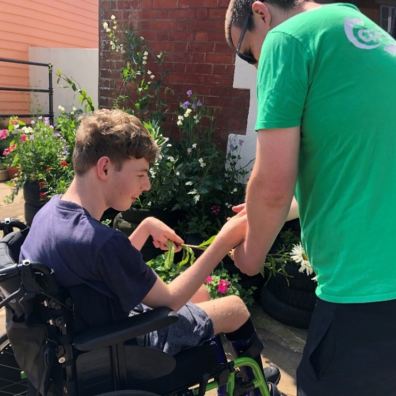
[0,57,54,125]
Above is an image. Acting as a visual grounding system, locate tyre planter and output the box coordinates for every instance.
[23,181,48,225]
[259,286,313,329]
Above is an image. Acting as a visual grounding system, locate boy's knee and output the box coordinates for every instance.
[226,295,250,322]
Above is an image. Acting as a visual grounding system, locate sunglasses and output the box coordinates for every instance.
[235,9,258,65]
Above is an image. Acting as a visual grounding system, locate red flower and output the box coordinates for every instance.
[217,279,230,294]
[20,134,27,142]
[59,160,68,168]
[205,276,213,284]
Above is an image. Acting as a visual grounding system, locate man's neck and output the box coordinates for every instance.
[62,176,106,221]
[270,1,321,28]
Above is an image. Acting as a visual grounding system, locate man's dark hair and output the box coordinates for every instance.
[225,0,297,48]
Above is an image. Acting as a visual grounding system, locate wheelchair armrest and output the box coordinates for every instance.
[73,306,178,351]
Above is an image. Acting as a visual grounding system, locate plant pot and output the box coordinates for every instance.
[0,168,9,182]
[23,181,49,225]
[7,166,18,179]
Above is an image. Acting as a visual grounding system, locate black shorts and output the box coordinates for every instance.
[297,298,396,396]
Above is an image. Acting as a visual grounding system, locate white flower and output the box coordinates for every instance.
[111,15,116,20]
[147,70,152,75]
[30,120,35,125]
[140,36,145,40]
[144,51,149,56]
[150,74,155,80]
[192,143,197,149]
[166,144,172,147]
[103,22,109,30]
[58,105,65,112]
[184,108,192,118]
[106,28,111,33]
[187,148,192,154]
[167,156,175,163]
[177,115,184,121]
[72,106,77,112]
[157,53,162,59]
[177,120,183,127]
[22,126,33,134]
[142,61,147,65]
[176,171,180,176]
[185,181,193,186]
[198,158,206,168]
[290,244,313,276]
[112,25,117,30]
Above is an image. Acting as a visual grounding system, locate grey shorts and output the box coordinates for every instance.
[134,302,214,355]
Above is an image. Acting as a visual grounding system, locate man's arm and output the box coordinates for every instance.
[234,127,300,275]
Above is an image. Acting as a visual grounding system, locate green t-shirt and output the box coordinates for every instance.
[255,3,396,303]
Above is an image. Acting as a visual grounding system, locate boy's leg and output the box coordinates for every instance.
[196,296,281,386]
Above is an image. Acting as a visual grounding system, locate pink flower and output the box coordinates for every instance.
[20,134,27,142]
[205,276,213,284]
[3,144,16,156]
[0,129,8,140]
[217,279,230,294]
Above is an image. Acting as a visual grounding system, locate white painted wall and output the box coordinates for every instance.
[227,57,258,177]
[29,48,98,118]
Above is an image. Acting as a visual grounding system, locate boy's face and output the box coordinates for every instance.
[107,157,151,211]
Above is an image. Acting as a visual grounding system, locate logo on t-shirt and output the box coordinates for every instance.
[344,17,396,56]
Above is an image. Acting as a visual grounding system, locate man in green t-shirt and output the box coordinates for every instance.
[225,0,396,395]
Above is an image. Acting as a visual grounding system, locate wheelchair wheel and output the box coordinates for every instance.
[0,336,29,395]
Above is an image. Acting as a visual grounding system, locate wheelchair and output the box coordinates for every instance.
[0,222,277,396]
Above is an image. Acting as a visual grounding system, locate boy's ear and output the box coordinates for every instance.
[97,156,111,180]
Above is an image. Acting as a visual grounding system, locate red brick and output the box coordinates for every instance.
[179,0,218,8]
[206,52,234,64]
[152,0,177,8]
[194,31,209,42]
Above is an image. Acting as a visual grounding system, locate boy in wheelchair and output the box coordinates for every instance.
[19,109,281,395]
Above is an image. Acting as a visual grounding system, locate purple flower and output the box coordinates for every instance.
[186,89,193,97]
[44,117,50,125]
[196,100,202,107]
[182,101,190,109]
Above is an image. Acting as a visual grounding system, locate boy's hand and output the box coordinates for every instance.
[216,211,247,250]
[144,217,184,251]
[232,203,246,215]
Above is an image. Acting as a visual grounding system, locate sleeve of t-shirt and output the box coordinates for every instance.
[255,31,310,130]
[96,231,157,313]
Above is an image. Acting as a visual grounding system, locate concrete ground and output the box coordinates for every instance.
[0,181,306,396]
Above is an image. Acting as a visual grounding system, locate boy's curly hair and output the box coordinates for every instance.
[73,109,158,175]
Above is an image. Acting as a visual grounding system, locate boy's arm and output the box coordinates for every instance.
[129,217,184,251]
[142,213,246,311]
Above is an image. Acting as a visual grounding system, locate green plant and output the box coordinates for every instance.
[2,115,77,201]
[103,15,169,123]
[146,238,256,307]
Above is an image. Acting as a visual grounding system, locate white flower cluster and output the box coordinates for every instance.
[290,243,314,276]
[103,15,124,53]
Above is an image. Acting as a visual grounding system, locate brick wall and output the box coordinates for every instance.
[99,0,250,147]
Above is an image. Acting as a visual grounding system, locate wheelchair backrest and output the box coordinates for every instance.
[0,229,73,395]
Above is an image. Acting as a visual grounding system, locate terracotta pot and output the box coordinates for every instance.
[0,168,9,182]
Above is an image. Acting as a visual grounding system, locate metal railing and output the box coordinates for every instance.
[0,57,53,124]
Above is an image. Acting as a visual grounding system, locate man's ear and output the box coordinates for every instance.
[252,0,272,28]
[97,156,111,180]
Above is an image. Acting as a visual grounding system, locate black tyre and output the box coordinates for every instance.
[265,275,317,311]
[0,337,29,395]
[259,286,312,329]
[97,392,161,396]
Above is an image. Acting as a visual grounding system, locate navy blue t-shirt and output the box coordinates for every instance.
[20,195,157,328]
